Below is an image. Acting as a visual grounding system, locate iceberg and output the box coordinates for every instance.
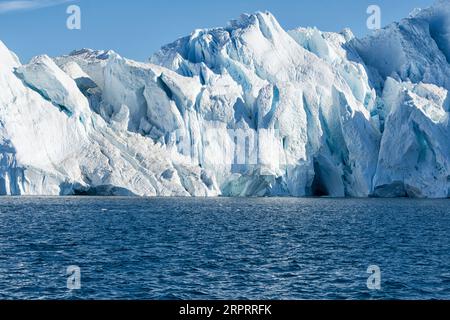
[0,1,449,198]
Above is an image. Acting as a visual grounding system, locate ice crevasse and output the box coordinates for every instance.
[0,0,449,198]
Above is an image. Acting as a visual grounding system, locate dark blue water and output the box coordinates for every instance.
[0,197,449,300]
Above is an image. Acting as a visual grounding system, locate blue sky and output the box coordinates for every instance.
[0,0,436,62]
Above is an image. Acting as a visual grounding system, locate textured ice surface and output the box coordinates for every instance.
[1,1,449,197]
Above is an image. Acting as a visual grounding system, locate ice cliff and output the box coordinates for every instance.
[0,0,449,198]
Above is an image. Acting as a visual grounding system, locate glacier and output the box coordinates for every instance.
[0,0,449,198]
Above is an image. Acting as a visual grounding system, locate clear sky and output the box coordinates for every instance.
[0,0,436,63]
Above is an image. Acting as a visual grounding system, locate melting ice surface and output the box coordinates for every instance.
[0,197,449,300]
[1,0,450,198]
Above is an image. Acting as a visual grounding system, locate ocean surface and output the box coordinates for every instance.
[0,197,449,300]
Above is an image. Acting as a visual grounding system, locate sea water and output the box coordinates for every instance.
[0,197,449,300]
